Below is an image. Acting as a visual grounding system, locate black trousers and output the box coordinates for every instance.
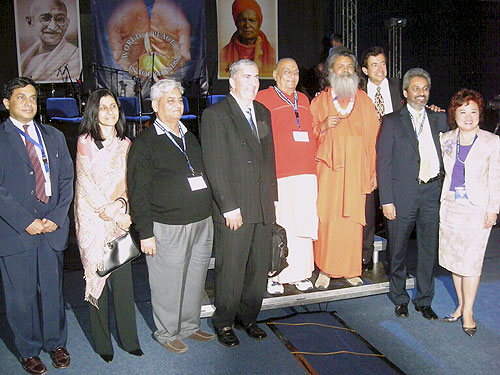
[212,222,272,330]
[387,181,440,307]
[362,190,376,264]
[88,262,141,355]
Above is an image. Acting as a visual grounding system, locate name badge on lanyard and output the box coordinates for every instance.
[157,120,208,192]
[188,173,208,191]
[273,86,310,142]
[292,131,310,142]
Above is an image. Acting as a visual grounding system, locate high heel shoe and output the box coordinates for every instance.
[463,325,477,337]
[441,314,461,323]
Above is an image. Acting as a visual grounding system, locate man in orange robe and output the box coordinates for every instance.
[310,51,379,288]
[219,0,275,78]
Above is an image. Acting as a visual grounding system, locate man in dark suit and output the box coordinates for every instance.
[360,46,403,270]
[0,77,74,374]
[377,68,448,320]
[200,59,277,347]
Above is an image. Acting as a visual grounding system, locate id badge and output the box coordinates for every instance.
[188,173,207,191]
[454,186,467,200]
[44,176,52,196]
[293,131,310,142]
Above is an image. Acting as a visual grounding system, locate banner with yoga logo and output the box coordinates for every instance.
[91,0,207,97]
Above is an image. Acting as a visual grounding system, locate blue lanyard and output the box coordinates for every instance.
[16,124,50,174]
[273,86,300,129]
[155,120,195,175]
[408,111,427,139]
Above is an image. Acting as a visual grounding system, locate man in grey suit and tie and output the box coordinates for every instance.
[377,68,448,320]
[200,59,277,347]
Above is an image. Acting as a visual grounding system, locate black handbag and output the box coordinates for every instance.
[96,201,141,277]
[268,223,289,277]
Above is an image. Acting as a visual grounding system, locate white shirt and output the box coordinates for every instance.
[366,78,394,115]
[11,117,52,196]
[406,104,440,181]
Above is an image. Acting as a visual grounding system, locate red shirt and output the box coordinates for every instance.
[256,87,317,179]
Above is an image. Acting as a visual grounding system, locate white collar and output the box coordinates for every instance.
[10,117,34,131]
[367,77,389,92]
[154,119,188,136]
[230,92,255,115]
[407,103,426,118]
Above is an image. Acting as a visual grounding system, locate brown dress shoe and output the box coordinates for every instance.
[187,329,214,342]
[162,339,188,354]
[20,356,48,375]
[49,346,70,368]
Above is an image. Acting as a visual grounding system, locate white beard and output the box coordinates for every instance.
[329,73,359,99]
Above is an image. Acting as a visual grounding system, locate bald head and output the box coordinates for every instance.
[273,58,299,95]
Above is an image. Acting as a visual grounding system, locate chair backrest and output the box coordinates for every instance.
[207,95,226,107]
[46,98,79,118]
[118,97,139,116]
[182,96,190,115]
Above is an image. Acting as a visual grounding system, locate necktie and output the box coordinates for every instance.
[245,108,259,140]
[23,125,48,203]
[374,87,385,123]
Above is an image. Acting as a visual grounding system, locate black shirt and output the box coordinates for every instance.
[127,123,212,239]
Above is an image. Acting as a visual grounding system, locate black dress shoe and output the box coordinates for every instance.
[234,321,267,340]
[20,357,48,375]
[49,347,70,369]
[395,303,409,318]
[215,326,239,347]
[463,325,477,337]
[128,349,144,356]
[362,259,374,271]
[442,314,461,323]
[99,354,114,363]
[415,305,438,320]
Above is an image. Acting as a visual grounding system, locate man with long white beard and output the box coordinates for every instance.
[310,51,380,289]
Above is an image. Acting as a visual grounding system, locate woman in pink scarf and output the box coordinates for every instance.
[74,89,142,362]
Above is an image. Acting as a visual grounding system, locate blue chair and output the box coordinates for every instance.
[118,97,151,123]
[206,95,226,107]
[181,96,197,121]
[46,98,82,123]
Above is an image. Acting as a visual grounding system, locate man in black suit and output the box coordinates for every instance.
[360,47,403,270]
[200,59,277,347]
[377,68,448,320]
[0,77,74,374]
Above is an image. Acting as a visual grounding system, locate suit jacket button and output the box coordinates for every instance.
[31,190,35,195]
[34,209,38,213]
[29,171,34,175]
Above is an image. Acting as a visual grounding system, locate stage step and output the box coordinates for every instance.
[200,262,414,318]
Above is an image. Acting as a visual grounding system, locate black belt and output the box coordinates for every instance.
[416,174,441,185]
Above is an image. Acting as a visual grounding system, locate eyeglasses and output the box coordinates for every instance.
[38,14,68,27]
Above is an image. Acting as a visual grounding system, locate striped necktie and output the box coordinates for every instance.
[23,125,48,203]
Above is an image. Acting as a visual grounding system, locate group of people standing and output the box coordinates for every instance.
[0,46,498,375]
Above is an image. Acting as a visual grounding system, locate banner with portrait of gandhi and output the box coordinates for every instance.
[217,0,278,79]
[14,0,83,84]
[91,0,207,97]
